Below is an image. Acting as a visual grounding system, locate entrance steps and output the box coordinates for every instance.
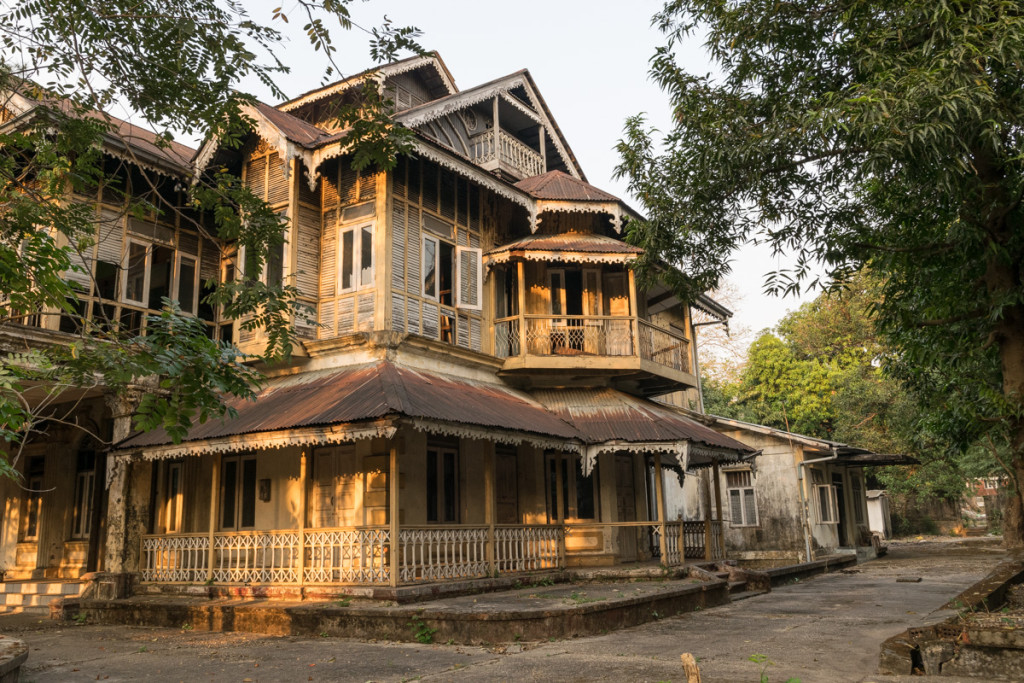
[0,581,83,615]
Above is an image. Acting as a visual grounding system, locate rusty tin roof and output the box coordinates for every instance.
[514,170,619,202]
[118,362,581,449]
[486,232,642,258]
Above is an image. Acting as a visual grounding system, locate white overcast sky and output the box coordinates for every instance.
[232,0,819,334]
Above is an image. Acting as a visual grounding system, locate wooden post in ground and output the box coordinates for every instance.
[680,653,702,682]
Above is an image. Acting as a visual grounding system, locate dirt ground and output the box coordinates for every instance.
[0,537,1007,682]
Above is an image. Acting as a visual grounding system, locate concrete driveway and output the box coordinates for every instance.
[1,538,1005,682]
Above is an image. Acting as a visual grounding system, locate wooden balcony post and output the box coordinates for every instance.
[208,453,221,582]
[485,442,496,577]
[654,453,668,564]
[627,270,640,355]
[297,449,308,586]
[516,260,527,354]
[712,460,724,560]
[389,439,400,588]
[493,97,500,163]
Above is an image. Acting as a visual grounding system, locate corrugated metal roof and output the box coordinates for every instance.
[515,170,619,202]
[254,102,333,149]
[531,389,756,455]
[118,362,581,449]
[486,232,642,257]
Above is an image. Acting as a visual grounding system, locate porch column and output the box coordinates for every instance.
[485,443,496,576]
[207,453,221,582]
[389,439,400,588]
[297,449,308,586]
[712,460,724,560]
[653,453,668,563]
[102,387,144,575]
[703,470,713,561]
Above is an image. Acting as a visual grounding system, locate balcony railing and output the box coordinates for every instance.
[638,320,691,374]
[495,315,691,375]
[469,130,544,179]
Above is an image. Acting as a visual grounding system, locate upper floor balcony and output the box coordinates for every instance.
[486,232,699,397]
[469,130,544,181]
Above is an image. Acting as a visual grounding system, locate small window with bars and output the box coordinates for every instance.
[725,469,758,527]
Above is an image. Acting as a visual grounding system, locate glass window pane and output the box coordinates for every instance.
[266,242,284,288]
[426,450,438,523]
[177,257,196,314]
[125,242,147,303]
[241,458,257,528]
[443,452,457,523]
[149,245,174,309]
[341,229,354,290]
[95,260,118,300]
[423,238,436,298]
[360,226,373,287]
[221,460,237,529]
[439,241,454,306]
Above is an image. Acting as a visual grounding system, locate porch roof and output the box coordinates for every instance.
[530,388,757,464]
[116,362,582,452]
[483,232,642,266]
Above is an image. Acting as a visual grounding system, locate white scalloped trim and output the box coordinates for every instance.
[484,250,637,268]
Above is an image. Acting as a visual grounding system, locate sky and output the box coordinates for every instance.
[233,0,819,334]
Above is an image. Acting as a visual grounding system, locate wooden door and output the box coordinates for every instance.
[615,455,639,560]
[314,451,338,528]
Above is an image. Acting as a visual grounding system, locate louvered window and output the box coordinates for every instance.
[725,469,758,527]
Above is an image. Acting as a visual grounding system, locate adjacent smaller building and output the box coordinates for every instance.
[678,414,916,565]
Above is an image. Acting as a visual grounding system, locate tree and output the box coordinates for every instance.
[0,1,420,477]
[617,1,1024,546]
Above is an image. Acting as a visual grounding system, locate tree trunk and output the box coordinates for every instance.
[993,298,1024,548]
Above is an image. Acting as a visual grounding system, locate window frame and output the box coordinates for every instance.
[545,452,598,523]
[425,443,459,524]
[173,253,200,315]
[121,237,151,307]
[815,483,839,524]
[71,468,96,540]
[164,461,184,534]
[725,469,758,528]
[220,454,258,531]
[339,222,374,293]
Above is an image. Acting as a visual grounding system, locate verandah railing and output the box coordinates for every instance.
[139,521,720,585]
[140,524,566,586]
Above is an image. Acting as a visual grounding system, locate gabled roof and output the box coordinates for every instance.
[253,102,333,149]
[2,88,195,176]
[394,69,585,181]
[515,171,618,202]
[277,53,458,113]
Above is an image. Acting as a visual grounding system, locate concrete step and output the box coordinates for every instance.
[729,589,769,602]
[727,580,747,594]
[0,582,82,596]
[0,581,82,615]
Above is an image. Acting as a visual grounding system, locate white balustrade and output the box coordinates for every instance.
[469,131,543,179]
[495,525,563,572]
[399,527,489,582]
[521,315,634,357]
[304,527,390,584]
[494,317,521,358]
[212,531,300,584]
[140,534,208,583]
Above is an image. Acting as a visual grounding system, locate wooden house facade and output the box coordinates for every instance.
[2,54,755,596]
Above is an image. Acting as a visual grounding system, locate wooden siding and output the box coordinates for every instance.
[389,155,485,353]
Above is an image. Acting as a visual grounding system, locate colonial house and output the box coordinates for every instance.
[0,53,756,601]
[678,414,915,565]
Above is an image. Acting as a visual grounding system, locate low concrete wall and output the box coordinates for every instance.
[0,635,28,683]
[879,552,1024,679]
[62,580,729,644]
[763,554,857,587]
